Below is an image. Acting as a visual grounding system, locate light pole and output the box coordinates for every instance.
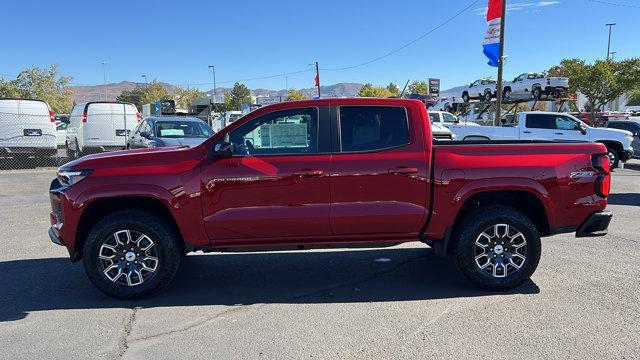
[101,62,107,101]
[309,62,320,98]
[494,0,508,126]
[208,65,217,103]
[606,23,616,60]
[141,74,147,87]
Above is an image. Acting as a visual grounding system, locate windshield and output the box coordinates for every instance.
[155,121,214,138]
[227,114,243,123]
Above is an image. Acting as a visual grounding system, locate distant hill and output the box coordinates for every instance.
[71,81,365,103]
[70,81,180,103]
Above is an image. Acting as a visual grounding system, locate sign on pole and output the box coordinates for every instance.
[428,78,440,96]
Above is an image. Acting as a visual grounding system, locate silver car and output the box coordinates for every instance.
[127,116,215,149]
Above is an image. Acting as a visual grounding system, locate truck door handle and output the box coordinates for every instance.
[388,167,418,174]
[523,131,531,134]
[555,132,564,135]
[292,169,324,177]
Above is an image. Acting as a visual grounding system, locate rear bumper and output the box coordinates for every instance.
[0,147,57,157]
[576,210,613,237]
[621,149,633,162]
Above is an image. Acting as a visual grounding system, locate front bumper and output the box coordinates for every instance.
[48,227,64,246]
[576,210,613,237]
[621,149,633,162]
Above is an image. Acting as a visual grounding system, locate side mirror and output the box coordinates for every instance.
[578,123,587,135]
[212,142,234,160]
[140,131,152,139]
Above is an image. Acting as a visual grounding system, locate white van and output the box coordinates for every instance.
[0,98,57,158]
[66,102,141,157]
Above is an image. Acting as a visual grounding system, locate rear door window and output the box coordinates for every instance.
[525,114,555,129]
[339,106,409,152]
[428,112,440,123]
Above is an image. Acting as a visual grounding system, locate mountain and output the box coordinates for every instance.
[71,81,365,103]
[70,81,180,103]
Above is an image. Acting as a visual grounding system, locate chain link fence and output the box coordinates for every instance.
[0,109,133,170]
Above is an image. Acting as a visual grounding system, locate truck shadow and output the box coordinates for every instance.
[0,247,539,322]
[608,193,640,206]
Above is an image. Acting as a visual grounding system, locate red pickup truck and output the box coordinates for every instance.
[49,98,612,299]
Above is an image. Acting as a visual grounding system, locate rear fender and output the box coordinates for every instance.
[453,178,552,215]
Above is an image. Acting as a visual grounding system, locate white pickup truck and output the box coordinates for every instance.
[460,78,496,102]
[428,110,480,127]
[503,73,569,100]
[450,111,634,168]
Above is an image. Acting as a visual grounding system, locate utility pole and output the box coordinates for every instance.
[285,76,288,91]
[606,23,616,60]
[494,0,507,126]
[208,65,217,103]
[610,51,617,60]
[141,74,147,87]
[315,61,321,98]
[101,62,107,101]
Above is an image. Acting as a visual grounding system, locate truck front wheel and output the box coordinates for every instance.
[82,210,182,299]
[454,206,541,291]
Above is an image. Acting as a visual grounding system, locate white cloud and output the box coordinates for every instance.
[476,1,560,16]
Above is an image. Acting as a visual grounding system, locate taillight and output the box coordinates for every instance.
[136,112,142,122]
[82,112,87,123]
[592,154,610,197]
[49,111,55,122]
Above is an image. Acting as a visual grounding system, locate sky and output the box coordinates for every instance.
[2,0,639,92]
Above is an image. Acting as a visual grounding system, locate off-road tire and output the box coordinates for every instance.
[454,206,541,291]
[607,147,620,169]
[82,210,182,299]
[532,87,542,99]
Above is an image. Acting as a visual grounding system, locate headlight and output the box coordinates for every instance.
[57,170,92,186]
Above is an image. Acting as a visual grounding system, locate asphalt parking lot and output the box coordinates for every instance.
[1,161,639,359]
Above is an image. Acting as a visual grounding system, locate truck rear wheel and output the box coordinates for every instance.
[454,206,541,291]
[607,148,620,169]
[532,87,542,99]
[82,210,181,299]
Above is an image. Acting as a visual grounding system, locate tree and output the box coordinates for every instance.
[0,65,74,113]
[408,80,428,94]
[140,80,172,106]
[0,80,22,98]
[116,86,146,109]
[386,82,400,96]
[627,88,640,106]
[548,58,640,118]
[286,88,309,101]
[175,87,206,110]
[224,82,252,111]
[358,83,394,98]
[116,80,172,109]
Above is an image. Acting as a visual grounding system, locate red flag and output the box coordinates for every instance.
[314,74,319,87]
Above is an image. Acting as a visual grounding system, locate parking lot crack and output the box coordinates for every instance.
[116,306,139,359]
[126,252,432,345]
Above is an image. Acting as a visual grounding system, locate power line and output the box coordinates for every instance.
[588,0,640,8]
[322,0,481,71]
[181,68,313,87]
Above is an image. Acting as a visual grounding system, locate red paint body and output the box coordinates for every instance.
[49,98,610,258]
